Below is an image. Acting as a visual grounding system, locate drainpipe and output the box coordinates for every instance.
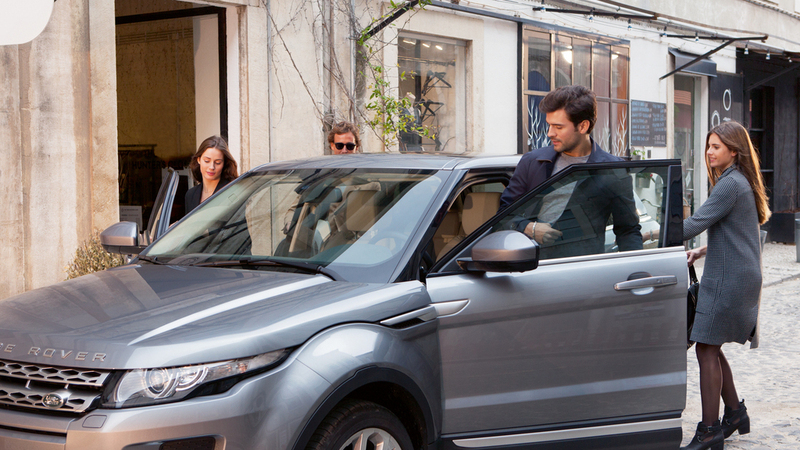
[350,0,357,122]
[266,0,274,162]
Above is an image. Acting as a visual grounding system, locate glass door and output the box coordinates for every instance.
[673,75,700,221]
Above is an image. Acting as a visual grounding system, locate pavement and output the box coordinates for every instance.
[682,242,800,449]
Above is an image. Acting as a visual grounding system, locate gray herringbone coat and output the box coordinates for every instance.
[684,165,762,347]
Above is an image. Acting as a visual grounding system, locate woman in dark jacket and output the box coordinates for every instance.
[681,122,771,450]
[184,136,239,217]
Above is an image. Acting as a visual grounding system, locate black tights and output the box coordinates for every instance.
[695,343,740,425]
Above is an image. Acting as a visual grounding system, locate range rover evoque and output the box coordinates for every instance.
[0,154,689,450]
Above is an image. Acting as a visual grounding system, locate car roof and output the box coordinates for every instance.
[250,153,522,172]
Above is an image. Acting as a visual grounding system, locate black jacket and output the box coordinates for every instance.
[499,138,621,208]
[499,140,642,258]
[184,179,230,217]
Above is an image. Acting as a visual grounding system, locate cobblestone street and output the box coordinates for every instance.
[681,243,800,449]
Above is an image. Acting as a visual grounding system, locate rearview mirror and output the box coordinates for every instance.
[457,230,540,273]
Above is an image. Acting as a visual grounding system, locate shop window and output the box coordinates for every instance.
[398,34,466,152]
[521,28,629,156]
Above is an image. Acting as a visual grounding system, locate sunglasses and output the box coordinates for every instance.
[334,142,357,151]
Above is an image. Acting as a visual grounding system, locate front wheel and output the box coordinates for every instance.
[307,400,413,450]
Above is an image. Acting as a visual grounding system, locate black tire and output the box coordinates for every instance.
[307,400,413,450]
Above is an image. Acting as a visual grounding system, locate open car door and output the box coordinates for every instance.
[101,168,178,255]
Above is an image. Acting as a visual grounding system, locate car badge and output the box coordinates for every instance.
[43,391,70,409]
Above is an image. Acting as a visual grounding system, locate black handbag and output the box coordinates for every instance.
[687,265,699,349]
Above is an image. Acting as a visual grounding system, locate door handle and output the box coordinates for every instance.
[614,276,677,291]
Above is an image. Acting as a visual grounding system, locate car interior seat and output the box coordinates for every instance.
[437,191,501,258]
[321,188,381,251]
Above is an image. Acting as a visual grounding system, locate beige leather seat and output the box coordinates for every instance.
[437,191,501,258]
[321,189,381,251]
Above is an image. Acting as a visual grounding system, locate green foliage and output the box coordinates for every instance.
[358,0,435,147]
[65,230,124,280]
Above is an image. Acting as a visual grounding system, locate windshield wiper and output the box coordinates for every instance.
[137,255,165,265]
[192,258,340,281]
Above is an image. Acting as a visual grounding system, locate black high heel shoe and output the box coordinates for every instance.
[680,420,724,450]
[722,399,750,438]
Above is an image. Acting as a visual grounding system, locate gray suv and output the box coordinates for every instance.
[0,154,688,450]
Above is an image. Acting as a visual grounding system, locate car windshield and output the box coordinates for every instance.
[143,167,444,281]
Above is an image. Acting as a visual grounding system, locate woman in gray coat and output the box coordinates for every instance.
[681,122,771,450]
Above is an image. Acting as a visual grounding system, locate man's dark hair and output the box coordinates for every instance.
[327,121,361,148]
[539,85,597,134]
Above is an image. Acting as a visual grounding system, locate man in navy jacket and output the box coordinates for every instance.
[499,85,641,257]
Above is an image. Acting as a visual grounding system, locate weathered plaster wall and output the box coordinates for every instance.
[0,0,119,300]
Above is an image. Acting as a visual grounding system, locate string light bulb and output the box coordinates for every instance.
[744,44,749,55]
[766,51,770,60]
[628,19,632,31]
[589,9,594,21]
[695,33,699,42]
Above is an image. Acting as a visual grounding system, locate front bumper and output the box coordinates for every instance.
[0,358,330,450]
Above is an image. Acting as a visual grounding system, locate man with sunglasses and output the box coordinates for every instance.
[328,121,360,154]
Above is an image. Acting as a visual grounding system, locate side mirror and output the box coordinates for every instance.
[100,222,145,255]
[457,230,540,273]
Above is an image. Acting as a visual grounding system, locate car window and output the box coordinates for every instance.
[492,165,669,260]
[142,168,445,281]
[431,180,507,262]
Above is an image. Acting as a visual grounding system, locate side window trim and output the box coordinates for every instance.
[425,172,512,273]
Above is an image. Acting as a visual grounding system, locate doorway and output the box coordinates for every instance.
[673,75,702,217]
[115,0,228,230]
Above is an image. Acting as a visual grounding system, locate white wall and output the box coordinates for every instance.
[482,17,518,155]
[194,15,221,149]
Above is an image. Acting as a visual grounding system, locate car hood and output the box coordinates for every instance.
[0,264,429,369]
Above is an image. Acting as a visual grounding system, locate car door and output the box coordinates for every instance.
[426,161,686,448]
[143,168,179,245]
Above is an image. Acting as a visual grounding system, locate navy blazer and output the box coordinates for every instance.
[499,138,621,209]
[184,178,230,218]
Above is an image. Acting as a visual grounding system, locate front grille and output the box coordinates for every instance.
[0,360,112,413]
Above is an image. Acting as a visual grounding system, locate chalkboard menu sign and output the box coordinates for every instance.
[630,100,667,147]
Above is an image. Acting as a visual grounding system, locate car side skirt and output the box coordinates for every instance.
[440,415,682,450]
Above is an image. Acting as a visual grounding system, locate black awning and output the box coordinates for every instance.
[669,48,717,77]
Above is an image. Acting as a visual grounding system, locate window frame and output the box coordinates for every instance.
[520,26,631,156]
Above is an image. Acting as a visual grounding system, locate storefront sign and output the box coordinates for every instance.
[709,73,743,128]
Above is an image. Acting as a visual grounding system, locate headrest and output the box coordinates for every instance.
[343,189,380,232]
[462,192,501,234]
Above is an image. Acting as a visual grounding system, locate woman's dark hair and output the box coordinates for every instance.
[705,121,771,225]
[327,121,361,148]
[190,136,238,184]
[539,85,597,133]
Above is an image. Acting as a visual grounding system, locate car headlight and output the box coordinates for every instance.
[103,349,289,408]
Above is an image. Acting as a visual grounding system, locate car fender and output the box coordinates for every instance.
[291,321,441,450]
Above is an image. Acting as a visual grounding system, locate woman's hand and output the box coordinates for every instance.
[686,245,707,266]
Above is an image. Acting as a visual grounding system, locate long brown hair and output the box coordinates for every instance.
[705,121,771,224]
[190,136,239,184]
